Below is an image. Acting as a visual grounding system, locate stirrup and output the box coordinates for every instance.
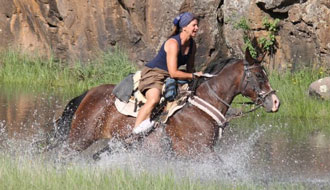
[133,118,155,135]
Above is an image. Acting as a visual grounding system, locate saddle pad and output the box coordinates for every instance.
[133,70,147,103]
[158,95,188,123]
[115,98,139,117]
[115,84,190,120]
[114,95,188,120]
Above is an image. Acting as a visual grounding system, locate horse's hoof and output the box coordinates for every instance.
[92,145,111,161]
[92,153,101,161]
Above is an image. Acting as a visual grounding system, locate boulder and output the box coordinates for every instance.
[309,77,330,100]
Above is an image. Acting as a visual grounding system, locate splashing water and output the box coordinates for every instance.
[1,86,330,188]
[91,124,271,184]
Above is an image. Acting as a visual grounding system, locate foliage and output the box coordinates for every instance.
[234,17,250,31]
[234,17,280,58]
[258,17,280,53]
[234,18,257,58]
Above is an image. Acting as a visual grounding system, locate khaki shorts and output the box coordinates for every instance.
[138,66,170,94]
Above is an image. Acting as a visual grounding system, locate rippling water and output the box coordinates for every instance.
[0,85,329,187]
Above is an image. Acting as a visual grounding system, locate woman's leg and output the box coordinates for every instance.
[134,88,161,128]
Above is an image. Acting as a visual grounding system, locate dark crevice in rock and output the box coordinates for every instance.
[292,20,301,25]
[304,21,313,27]
[47,21,57,28]
[217,0,224,9]
[209,48,215,57]
[24,8,36,33]
[216,0,224,24]
[257,0,307,12]
[276,0,306,9]
[296,28,312,38]
[110,40,117,46]
[251,27,267,32]
[38,0,49,4]
[118,0,130,13]
[48,0,63,21]
[256,0,308,19]
[256,2,289,19]
[49,10,63,21]
[133,37,141,45]
[320,51,328,55]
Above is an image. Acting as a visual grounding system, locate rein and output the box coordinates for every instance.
[205,81,261,121]
[191,60,275,123]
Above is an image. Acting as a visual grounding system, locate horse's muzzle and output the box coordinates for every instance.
[263,92,280,112]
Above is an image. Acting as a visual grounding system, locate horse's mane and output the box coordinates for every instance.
[203,58,239,75]
[191,58,239,90]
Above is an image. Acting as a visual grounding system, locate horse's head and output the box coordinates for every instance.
[238,49,280,112]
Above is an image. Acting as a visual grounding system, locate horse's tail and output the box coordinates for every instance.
[47,91,88,150]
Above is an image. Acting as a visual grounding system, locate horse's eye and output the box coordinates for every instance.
[256,73,263,78]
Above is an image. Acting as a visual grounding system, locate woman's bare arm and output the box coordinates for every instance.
[165,39,194,79]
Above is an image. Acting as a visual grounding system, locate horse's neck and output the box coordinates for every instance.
[195,65,241,114]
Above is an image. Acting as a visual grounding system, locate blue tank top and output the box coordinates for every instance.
[145,34,193,72]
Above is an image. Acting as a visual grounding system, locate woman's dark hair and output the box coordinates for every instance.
[168,25,181,37]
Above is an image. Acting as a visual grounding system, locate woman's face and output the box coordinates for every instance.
[183,19,199,37]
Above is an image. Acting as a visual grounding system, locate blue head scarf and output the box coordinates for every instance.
[173,12,196,28]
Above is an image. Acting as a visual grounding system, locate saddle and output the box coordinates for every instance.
[113,71,191,123]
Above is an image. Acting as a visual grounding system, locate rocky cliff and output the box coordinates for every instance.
[0,0,328,69]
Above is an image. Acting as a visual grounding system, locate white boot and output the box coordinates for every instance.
[133,118,155,135]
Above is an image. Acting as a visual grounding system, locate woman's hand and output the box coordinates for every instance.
[193,71,203,78]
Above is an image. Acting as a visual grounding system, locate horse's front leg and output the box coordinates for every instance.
[91,138,133,161]
[166,108,217,157]
[90,104,137,160]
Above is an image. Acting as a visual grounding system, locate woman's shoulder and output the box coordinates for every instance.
[165,38,179,50]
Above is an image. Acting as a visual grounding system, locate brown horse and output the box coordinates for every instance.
[52,49,280,158]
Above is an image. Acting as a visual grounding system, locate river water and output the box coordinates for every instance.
[0,85,329,187]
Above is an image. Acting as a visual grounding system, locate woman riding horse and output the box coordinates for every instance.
[51,51,280,158]
[134,12,203,135]
[51,13,280,157]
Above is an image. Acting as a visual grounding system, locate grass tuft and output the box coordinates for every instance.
[0,49,137,94]
[0,154,322,190]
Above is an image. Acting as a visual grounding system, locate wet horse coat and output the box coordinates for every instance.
[54,50,280,157]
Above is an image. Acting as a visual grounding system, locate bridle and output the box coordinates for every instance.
[240,60,276,106]
[204,60,275,118]
[186,59,277,137]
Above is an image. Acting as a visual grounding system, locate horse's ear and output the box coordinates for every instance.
[245,48,254,65]
[256,52,266,63]
[251,37,265,64]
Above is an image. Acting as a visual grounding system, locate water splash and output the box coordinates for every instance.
[90,123,271,184]
[1,87,330,187]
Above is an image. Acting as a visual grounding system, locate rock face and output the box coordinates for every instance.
[223,0,329,69]
[0,0,328,68]
[309,77,330,100]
